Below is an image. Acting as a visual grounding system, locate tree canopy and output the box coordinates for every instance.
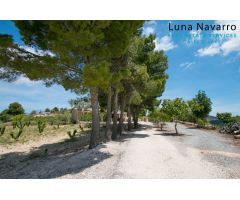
[217,112,233,123]
[7,102,25,116]
[161,98,188,134]
[0,20,147,148]
[189,90,212,119]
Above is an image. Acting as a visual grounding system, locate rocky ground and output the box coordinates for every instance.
[0,122,240,178]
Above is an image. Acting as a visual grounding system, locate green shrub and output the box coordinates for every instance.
[0,126,6,136]
[49,117,54,126]
[0,110,11,123]
[183,113,197,123]
[67,129,77,139]
[79,112,92,122]
[23,115,33,127]
[57,113,71,125]
[10,129,23,140]
[37,119,46,133]
[12,115,26,129]
[25,121,31,127]
[196,118,207,128]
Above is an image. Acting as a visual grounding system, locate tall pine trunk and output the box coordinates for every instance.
[105,86,112,141]
[112,89,118,139]
[133,110,139,129]
[89,87,100,149]
[118,95,126,135]
[127,105,132,131]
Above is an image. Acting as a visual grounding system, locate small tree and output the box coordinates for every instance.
[0,126,6,136]
[36,118,46,133]
[10,115,26,140]
[161,98,188,134]
[0,109,11,122]
[187,99,203,123]
[45,108,50,112]
[67,129,78,139]
[12,114,26,129]
[149,109,170,131]
[217,112,233,124]
[190,90,212,119]
[7,102,24,116]
[51,107,59,113]
[30,110,37,115]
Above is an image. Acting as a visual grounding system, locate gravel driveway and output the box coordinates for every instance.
[1,122,240,178]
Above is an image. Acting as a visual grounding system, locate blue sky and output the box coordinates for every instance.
[0,20,240,115]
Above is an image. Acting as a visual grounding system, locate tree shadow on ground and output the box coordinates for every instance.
[154,132,187,136]
[116,123,151,142]
[0,142,112,179]
[186,126,199,129]
[155,128,168,132]
[0,123,152,179]
[0,128,113,179]
[117,133,149,142]
[131,123,153,131]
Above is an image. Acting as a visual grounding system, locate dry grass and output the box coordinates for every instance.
[0,123,89,145]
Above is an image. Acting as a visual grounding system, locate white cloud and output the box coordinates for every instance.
[145,20,157,26]
[190,30,202,39]
[155,35,177,51]
[142,22,177,52]
[189,30,201,35]
[221,37,240,55]
[142,20,157,36]
[14,76,42,86]
[196,37,240,57]
[142,26,155,36]
[196,21,240,57]
[185,30,202,47]
[213,20,240,35]
[196,43,221,57]
[180,62,195,70]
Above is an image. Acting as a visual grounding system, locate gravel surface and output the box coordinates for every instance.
[1,122,240,178]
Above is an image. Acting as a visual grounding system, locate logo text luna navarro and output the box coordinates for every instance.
[168,22,237,31]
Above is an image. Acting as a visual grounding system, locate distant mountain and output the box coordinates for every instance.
[207,115,224,126]
[206,115,218,121]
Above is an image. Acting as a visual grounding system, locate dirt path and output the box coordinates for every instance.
[1,122,240,178]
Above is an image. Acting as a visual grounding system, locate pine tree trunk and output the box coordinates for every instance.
[127,105,132,131]
[89,87,100,149]
[105,86,112,141]
[133,111,139,129]
[118,95,126,136]
[112,89,118,140]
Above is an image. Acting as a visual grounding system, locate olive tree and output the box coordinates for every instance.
[149,109,170,131]
[161,98,188,134]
